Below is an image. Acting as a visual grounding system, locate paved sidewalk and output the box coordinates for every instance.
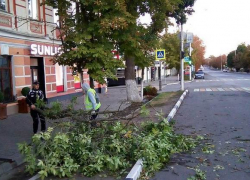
[0,76,179,178]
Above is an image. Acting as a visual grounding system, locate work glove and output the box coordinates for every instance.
[91,110,96,115]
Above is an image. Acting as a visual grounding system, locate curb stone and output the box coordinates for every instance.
[125,89,189,180]
[124,159,143,180]
[166,89,189,122]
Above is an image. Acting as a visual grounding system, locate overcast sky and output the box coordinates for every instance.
[140,0,250,58]
[184,0,250,58]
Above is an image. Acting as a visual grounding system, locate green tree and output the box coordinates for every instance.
[44,0,127,86]
[45,0,195,102]
[169,0,196,25]
[121,0,195,101]
[227,51,235,68]
[161,33,180,70]
[118,0,183,102]
[234,43,247,71]
[244,45,250,71]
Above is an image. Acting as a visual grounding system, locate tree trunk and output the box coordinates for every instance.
[125,55,142,102]
[89,76,94,89]
[141,68,145,100]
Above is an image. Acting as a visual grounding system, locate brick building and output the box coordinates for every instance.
[0,0,106,115]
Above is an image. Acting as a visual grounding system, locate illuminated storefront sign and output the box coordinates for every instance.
[30,44,61,56]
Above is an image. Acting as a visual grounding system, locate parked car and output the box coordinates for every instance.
[223,69,228,72]
[195,71,205,79]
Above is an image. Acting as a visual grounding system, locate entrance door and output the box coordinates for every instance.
[0,55,14,102]
[30,57,46,99]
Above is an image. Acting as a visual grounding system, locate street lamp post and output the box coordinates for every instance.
[180,24,184,91]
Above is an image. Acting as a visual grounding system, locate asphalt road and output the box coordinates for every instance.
[152,68,250,180]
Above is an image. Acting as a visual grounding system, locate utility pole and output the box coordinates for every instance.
[159,61,162,91]
[180,24,184,91]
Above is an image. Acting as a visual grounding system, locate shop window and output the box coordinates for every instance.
[0,0,6,11]
[28,0,38,19]
[55,63,64,93]
[0,56,13,102]
[74,73,81,89]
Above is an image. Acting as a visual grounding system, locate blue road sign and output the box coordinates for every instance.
[184,56,190,62]
[156,49,165,60]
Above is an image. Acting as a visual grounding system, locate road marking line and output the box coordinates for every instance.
[206,88,212,91]
[211,88,218,91]
[194,89,200,92]
[217,88,225,91]
[200,88,206,92]
[167,82,179,85]
[242,87,249,91]
[223,88,231,91]
[229,88,237,91]
[236,88,244,91]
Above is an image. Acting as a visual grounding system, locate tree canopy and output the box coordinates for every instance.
[169,0,196,24]
[44,0,196,101]
[227,51,235,68]
[161,33,180,70]
[45,0,131,84]
[225,43,250,72]
[191,35,206,71]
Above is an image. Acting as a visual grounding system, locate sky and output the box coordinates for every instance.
[140,0,250,58]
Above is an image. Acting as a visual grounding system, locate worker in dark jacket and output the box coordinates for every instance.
[26,81,46,134]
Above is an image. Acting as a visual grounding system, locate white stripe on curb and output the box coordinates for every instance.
[125,89,189,180]
[166,89,189,122]
[125,159,143,180]
[28,174,40,180]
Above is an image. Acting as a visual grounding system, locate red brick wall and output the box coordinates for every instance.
[44,57,57,96]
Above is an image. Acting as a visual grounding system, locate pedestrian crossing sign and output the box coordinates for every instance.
[155,49,165,60]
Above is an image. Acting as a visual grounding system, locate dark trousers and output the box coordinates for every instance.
[90,108,99,127]
[90,108,100,120]
[30,110,46,134]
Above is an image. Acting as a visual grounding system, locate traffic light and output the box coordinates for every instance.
[181,51,185,59]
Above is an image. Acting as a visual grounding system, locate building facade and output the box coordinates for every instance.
[0,0,106,115]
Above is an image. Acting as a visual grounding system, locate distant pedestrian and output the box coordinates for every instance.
[82,83,101,126]
[26,81,46,134]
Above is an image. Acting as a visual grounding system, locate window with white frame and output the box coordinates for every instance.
[0,0,6,11]
[28,0,38,19]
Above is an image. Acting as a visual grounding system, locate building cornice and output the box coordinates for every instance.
[0,28,61,45]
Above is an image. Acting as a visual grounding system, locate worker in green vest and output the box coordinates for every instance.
[82,83,101,126]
